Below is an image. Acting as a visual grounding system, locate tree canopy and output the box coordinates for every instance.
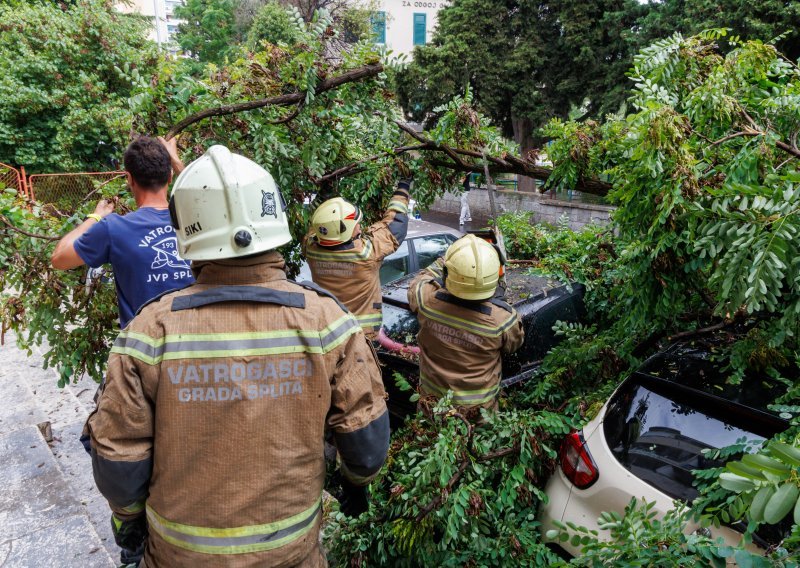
[396,0,646,148]
[174,0,238,65]
[397,0,799,150]
[0,0,158,172]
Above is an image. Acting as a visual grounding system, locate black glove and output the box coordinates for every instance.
[111,514,147,565]
[338,477,369,517]
[120,542,145,567]
[397,178,413,191]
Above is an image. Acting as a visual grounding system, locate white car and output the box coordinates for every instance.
[298,218,462,285]
[540,339,790,556]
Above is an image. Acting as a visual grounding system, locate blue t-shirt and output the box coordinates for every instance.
[74,208,195,328]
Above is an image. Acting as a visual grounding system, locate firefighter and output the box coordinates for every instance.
[408,234,524,409]
[302,180,411,340]
[87,146,390,567]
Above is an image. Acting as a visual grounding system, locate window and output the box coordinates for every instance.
[412,234,454,272]
[603,378,764,502]
[413,13,426,46]
[380,241,410,285]
[371,11,386,44]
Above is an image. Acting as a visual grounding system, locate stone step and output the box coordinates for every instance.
[0,334,117,566]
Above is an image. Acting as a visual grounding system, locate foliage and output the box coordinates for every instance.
[245,2,300,51]
[543,32,800,342]
[0,0,159,172]
[175,0,239,65]
[548,498,782,567]
[323,393,578,566]
[638,0,800,63]
[0,182,133,385]
[537,31,800,564]
[693,438,800,531]
[396,0,646,148]
[397,1,798,151]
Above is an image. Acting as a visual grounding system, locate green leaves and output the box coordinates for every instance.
[323,403,574,566]
[0,0,159,172]
[548,497,771,567]
[764,482,799,525]
[713,440,800,528]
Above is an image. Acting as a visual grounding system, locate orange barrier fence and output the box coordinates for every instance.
[0,162,28,200]
[27,171,125,211]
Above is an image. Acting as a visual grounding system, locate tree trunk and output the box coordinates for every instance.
[511,115,539,193]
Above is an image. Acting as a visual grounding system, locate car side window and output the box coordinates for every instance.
[380,241,410,285]
[414,234,455,272]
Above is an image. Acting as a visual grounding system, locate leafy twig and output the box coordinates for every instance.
[0,215,59,241]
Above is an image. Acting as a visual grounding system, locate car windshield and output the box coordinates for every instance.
[381,303,420,347]
[413,234,453,271]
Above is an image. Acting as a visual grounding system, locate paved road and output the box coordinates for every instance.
[0,335,117,567]
[414,209,491,233]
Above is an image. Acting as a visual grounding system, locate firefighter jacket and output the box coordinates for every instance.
[87,251,390,568]
[408,260,524,408]
[302,186,410,340]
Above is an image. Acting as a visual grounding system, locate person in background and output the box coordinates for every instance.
[302,179,411,340]
[408,234,524,410]
[88,146,389,567]
[51,136,193,329]
[459,175,472,226]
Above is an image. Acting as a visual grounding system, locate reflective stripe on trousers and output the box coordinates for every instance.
[420,374,499,406]
[146,498,321,555]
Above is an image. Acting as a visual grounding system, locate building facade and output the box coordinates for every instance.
[116,1,447,58]
[370,0,449,56]
[115,0,184,49]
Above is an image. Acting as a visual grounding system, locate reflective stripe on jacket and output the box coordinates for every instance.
[88,251,389,567]
[302,187,409,340]
[408,262,525,408]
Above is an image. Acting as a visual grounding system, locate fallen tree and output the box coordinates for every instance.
[3,14,800,564]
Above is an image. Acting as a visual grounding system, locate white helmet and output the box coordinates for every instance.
[170,146,291,261]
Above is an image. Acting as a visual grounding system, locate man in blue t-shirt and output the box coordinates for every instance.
[51,136,194,328]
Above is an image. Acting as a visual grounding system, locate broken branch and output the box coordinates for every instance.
[165,63,384,139]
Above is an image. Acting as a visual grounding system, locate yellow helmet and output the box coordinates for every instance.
[311,197,363,246]
[170,145,291,261]
[443,234,501,301]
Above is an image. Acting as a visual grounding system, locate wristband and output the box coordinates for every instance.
[85,214,102,223]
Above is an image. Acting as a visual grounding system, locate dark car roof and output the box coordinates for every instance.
[635,338,793,420]
[382,265,566,308]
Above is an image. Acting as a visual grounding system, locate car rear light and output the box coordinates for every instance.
[559,431,599,489]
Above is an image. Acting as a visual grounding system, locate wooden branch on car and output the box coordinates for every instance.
[164,63,384,139]
[667,321,728,341]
